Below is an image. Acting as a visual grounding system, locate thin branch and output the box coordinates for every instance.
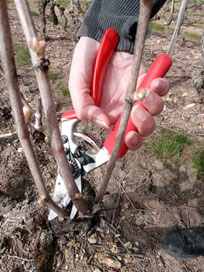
[167,0,188,56]
[7,255,32,262]
[187,1,204,9]
[0,0,67,218]
[0,132,17,139]
[96,0,153,202]
[14,0,88,215]
[106,222,145,272]
[0,57,34,113]
[171,0,175,14]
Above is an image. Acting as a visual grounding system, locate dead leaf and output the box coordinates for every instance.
[95,252,122,270]
[124,241,132,249]
[88,233,98,244]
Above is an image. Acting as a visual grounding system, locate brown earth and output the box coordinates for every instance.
[0,1,204,272]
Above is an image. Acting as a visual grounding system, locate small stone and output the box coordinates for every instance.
[135,241,139,247]
[182,92,188,97]
[75,253,79,261]
[88,233,98,244]
[44,136,50,143]
[184,103,195,109]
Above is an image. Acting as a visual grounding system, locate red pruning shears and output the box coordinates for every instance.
[48,29,172,221]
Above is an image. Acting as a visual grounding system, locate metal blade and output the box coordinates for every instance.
[48,172,82,221]
[48,118,109,221]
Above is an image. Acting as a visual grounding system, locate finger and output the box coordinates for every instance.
[82,103,110,130]
[150,78,169,96]
[69,37,99,113]
[142,89,164,116]
[68,37,111,129]
[131,104,156,137]
[125,131,143,150]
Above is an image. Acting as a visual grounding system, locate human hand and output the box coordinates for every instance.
[69,37,169,151]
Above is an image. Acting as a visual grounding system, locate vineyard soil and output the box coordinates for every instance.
[0,1,204,272]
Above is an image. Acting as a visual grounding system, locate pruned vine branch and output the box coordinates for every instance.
[95,0,153,202]
[14,0,90,215]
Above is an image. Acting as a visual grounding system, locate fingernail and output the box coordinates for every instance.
[131,135,139,146]
[155,79,165,92]
[133,105,147,121]
[93,119,109,129]
[154,80,160,89]
[145,90,156,104]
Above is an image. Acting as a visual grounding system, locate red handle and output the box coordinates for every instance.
[61,29,119,120]
[104,53,172,158]
[91,28,119,106]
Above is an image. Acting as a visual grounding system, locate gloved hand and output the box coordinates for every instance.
[69,37,169,151]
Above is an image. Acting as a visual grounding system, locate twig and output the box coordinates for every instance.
[0,132,17,138]
[187,1,204,9]
[96,0,153,202]
[106,222,145,272]
[157,123,183,134]
[0,56,34,113]
[7,254,32,262]
[14,0,88,215]
[167,0,188,56]
[111,194,121,226]
[165,75,191,78]
[117,181,144,215]
[0,0,67,218]
[171,0,175,14]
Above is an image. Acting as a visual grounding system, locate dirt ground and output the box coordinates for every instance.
[0,1,204,272]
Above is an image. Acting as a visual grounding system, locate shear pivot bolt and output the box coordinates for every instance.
[62,135,68,144]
